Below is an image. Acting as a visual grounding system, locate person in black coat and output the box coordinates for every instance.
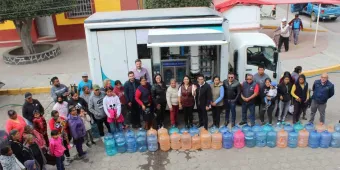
[124,71,141,128]
[277,75,293,123]
[24,135,46,170]
[9,130,34,165]
[259,78,277,125]
[195,75,212,129]
[22,92,44,125]
[151,74,167,129]
[68,92,88,112]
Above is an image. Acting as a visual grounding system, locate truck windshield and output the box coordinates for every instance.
[247,46,277,71]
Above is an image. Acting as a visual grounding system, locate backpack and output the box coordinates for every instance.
[293,19,301,29]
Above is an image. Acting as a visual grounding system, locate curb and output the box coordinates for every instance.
[262,25,327,32]
[1,65,340,96]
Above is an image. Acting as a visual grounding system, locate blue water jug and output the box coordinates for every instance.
[245,131,256,148]
[266,131,277,148]
[169,126,179,135]
[231,125,241,134]
[222,131,233,149]
[305,123,315,133]
[293,121,304,133]
[335,123,340,132]
[180,127,189,134]
[308,131,321,148]
[104,134,117,156]
[219,126,229,134]
[189,125,200,137]
[126,136,137,153]
[91,123,101,138]
[242,124,252,133]
[209,126,218,134]
[147,134,158,152]
[252,124,263,134]
[274,124,283,132]
[320,130,332,148]
[262,124,273,134]
[125,129,135,138]
[331,132,340,148]
[114,131,124,140]
[284,123,294,133]
[116,134,127,153]
[288,131,298,148]
[256,131,267,147]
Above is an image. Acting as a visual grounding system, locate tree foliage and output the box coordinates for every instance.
[145,0,211,9]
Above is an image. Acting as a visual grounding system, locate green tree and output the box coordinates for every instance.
[145,0,211,9]
[0,0,76,55]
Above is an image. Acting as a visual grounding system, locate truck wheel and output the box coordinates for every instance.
[330,17,338,21]
[311,12,317,22]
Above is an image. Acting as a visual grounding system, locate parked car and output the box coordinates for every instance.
[291,3,340,22]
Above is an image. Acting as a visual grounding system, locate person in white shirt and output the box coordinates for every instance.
[274,18,291,52]
[52,96,69,119]
[103,86,122,132]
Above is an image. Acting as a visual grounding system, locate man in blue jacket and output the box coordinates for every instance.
[309,73,334,124]
[124,71,141,128]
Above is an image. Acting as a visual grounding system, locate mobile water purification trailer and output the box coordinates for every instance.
[84,7,280,86]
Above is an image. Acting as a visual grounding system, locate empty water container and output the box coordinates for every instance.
[222,131,233,149]
[320,130,332,148]
[335,123,340,132]
[256,131,267,147]
[316,123,326,133]
[180,127,189,134]
[242,124,252,133]
[277,130,288,148]
[126,136,137,153]
[211,132,222,150]
[293,121,304,133]
[274,124,283,132]
[327,125,335,133]
[331,131,340,148]
[209,126,218,134]
[136,128,147,152]
[288,131,298,148]
[262,124,273,134]
[125,129,135,139]
[158,127,168,137]
[233,130,245,149]
[219,126,229,134]
[104,134,117,156]
[252,124,263,134]
[284,123,294,133]
[298,129,309,148]
[245,131,256,148]
[169,126,179,135]
[309,131,321,148]
[266,131,277,148]
[116,134,127,153]
[189,125,200,137]
[305,123,315,133]
[231,125,241,134]
[147,134,158,152]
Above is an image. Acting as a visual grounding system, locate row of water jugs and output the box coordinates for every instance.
[104,122,340,155]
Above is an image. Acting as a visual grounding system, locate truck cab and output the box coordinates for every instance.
[291,3,340,21]
[229,33,281,82]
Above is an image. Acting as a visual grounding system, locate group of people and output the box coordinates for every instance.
[1,58,335,170]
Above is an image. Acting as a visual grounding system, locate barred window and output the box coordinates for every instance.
[67,0,94,18]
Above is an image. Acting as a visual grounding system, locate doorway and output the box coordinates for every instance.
[36,16,56,38]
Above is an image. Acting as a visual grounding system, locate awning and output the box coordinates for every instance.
[147,26,228,47]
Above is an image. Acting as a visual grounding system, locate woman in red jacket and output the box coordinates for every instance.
[135,76,153,130]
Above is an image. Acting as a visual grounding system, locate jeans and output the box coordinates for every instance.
[260,103,275,124]
[73,137,85,156]
[155,102,166,127]
[94,116,111,136]
[225,101,236,124]
[183,106,194,126]
[278,100,290,121]
[170,105,179,125]
[211,106,222,127]
[241,103,256,125]
[309,100,327,124]
[197,105,208,129]
[109,122,123,134]
[293,29,300,44]
[56,156,65,170]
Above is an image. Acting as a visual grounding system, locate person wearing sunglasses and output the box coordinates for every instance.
[239,74,259,126]
[22,92,44,126]
[223,72,241,127]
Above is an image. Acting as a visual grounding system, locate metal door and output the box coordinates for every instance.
[36,16,55,37]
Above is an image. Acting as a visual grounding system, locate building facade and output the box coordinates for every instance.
[0,0,140,47]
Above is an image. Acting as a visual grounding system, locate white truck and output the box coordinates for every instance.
[84,7,281,85]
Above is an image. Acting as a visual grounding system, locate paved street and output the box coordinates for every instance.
[0,73,339,170]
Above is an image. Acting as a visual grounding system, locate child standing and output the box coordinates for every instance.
[32,110,49,146]
[103,86,123,133]
[264,81,278,109]
[79,108,95,147]
[67,106,87,159]
[49,130,66,170]
[0,146,26,170]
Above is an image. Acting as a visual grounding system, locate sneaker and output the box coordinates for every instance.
[91,141,96,145]
[86,142,92,148]
[92,138,100,142]
[224,121,229,127]
[239,121,247,126]
[101,136,104,142]
[231,122,235,127]
[302,116,307,120]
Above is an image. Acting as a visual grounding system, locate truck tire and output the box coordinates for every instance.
[330,17,338,21]
[311,12,317,22]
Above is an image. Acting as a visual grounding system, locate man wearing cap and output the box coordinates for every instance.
[78,73,93,95]
[22,92,44,125]
[274,18,291,52]
[289,14,303,45]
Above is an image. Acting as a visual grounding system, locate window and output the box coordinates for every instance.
[137,44,152,59]
[66,0,94,18]
[247,47,277,71]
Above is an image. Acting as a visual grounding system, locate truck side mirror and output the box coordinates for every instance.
[273,52,278,63]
